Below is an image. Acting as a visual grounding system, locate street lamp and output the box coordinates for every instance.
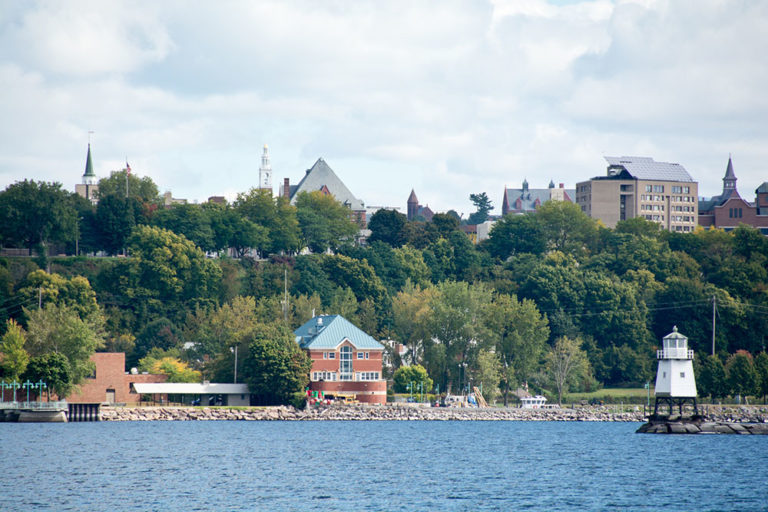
[230,346,238,383]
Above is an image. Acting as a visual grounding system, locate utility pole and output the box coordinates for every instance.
[283,268,289,322]
[711,295,716,356]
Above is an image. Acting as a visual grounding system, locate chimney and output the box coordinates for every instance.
[283,178,290,198]
[559,183,564,188]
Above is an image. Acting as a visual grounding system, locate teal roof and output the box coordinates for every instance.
[294,315,383,350]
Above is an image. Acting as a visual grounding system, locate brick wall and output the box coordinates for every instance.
[66,353,166,404]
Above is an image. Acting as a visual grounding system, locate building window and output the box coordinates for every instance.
[653,185,664,193]
[683,186,690,193]
[339,346,353,380]
[680,372,685,378]
[645,185,652,192]
[365,352,370,359]
[672,186,682,194]
[357,372,379,381]
[312,371,337,381]
[357,352,364,359]
[324,352,335,360]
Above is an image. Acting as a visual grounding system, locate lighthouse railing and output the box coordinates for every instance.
[657,348,694,360]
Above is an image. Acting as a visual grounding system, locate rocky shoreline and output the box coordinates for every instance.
[98,403,768,423]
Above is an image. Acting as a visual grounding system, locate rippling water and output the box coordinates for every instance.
[2,420,766,511]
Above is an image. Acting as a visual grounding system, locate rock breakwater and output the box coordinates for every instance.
[101,404,647,422]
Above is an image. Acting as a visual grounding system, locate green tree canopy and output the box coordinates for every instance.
[0,180,76,255]
[22,352,71,398]
[547,336,590,405]
[467,192,493,225]
[295,191,359,253]
[24,304,104,388]
[393,364,433,394]
[367,208,407,247]
[0,319,29,381]
[241,323,311,405]
[97,170,159,204]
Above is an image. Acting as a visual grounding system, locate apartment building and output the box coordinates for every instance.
[575,156,698,232]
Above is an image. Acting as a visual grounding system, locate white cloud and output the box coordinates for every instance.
[0,0,767,213]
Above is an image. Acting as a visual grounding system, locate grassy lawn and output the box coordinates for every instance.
[563,388,650,404]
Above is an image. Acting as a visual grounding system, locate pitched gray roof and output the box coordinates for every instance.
[294,315,383,350]
[604,156,694,182]
[290,158,365,211]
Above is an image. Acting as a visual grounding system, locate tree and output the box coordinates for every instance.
[393,364,433,394]
[754,352,768,403]
[0,180,76,256]
[242,323,311,405]
[138,349,201,383]
[18,270,101,323]
[485,213,546,260]
[133,318,183,366]
[391,282,435,366]
[726,351,759,401]
[22,353,71,398]
[0,319,29,381]
[429,280,493,393]
[96,170,159,204]
[367,208,407,247]
[121,225,222,322]
[295,191,359,253]
[234,189,300,255]
[547,336,589,405]
[697,354,728,400]
[535,200,598,257]
[24,304,104,387]
[486,293,549,405]
[474,349,501,404]
[152,204,215,252]
[467,192,493,225]
[94,193,143,255]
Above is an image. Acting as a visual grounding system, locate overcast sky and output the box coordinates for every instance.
[1,0,766,215]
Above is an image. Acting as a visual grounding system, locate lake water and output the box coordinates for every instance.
[2,420,766,511]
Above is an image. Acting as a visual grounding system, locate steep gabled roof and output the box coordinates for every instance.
[290,158,365,211]
[83,144,95,178]
[604,156,694,182]
[294,315,383,350]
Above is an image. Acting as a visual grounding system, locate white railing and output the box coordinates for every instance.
[0,400,67,410]
[657,348,694,360]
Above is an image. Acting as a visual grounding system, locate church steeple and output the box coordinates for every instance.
[258,144,273,194]
[83,144,96,185]
[722,155,737,193]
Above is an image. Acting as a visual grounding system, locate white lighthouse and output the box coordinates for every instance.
[258,144,272,194]
[653,326,698,417]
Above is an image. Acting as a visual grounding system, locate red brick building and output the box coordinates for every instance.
[295,315,386,404]
[699,157,768,233]
[66,353,166,404]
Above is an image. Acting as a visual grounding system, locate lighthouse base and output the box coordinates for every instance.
[652,396,698,419]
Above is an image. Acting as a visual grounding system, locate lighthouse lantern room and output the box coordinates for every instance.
[653,326,698,417]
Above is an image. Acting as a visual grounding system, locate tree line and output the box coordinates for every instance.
[2,174,768,404]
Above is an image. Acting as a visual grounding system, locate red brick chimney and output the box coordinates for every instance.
[283,178,290,198]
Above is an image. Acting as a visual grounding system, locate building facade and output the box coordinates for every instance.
[294,315,386,404]
[501,180,574,216]
[576,156,698,231]
[65,353,166,404]
[698,157,768,233]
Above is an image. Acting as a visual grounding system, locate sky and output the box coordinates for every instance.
[1,0,767,216]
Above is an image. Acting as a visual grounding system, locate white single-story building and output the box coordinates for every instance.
[131,383,251,406]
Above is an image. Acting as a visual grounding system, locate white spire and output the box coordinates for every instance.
[258,144,272,194]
